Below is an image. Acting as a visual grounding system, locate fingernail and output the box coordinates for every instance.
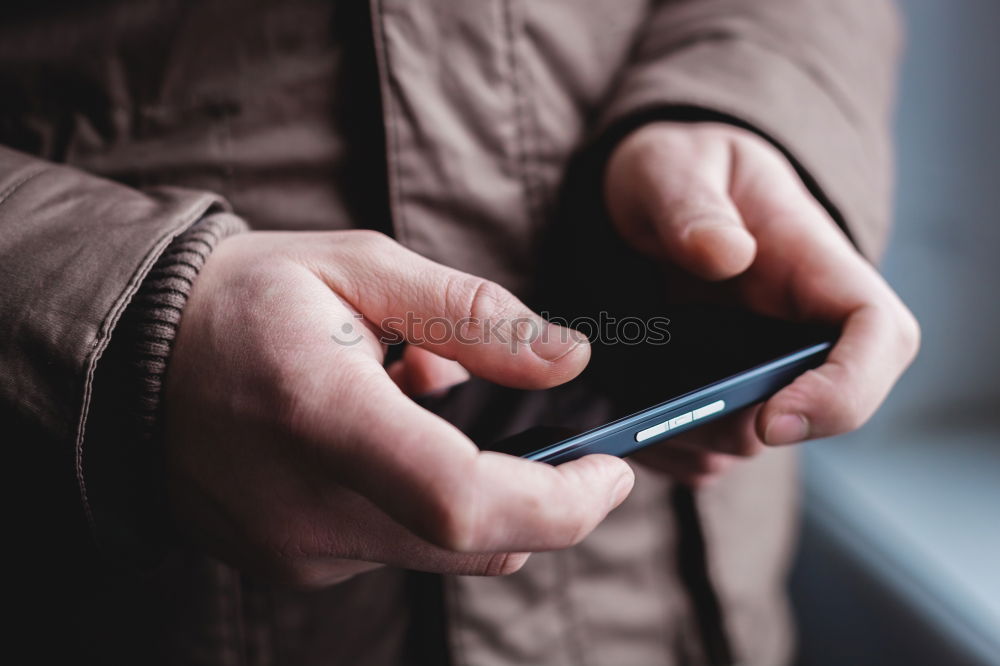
[529,321,588,362]
[765,413,809,445]
[610,468,636,509]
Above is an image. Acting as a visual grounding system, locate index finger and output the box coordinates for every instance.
[312,230,590,389]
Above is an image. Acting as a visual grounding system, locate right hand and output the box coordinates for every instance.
[604,122,920,487]
[162,229,634,586]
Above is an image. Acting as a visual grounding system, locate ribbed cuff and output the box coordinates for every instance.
[128,212,247,443]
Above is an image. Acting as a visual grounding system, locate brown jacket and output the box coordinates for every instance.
[1,1,900,664]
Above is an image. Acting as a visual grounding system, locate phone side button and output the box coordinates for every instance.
[668,412,693,429]
[635,422,668,442]
[692,400,726,420]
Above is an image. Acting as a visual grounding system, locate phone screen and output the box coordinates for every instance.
[480,304,835,457]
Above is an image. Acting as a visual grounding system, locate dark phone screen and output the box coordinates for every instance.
[601,304,833,413]
[482,304,835,456]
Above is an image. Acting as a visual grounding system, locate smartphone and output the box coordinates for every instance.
[481,305,836,464]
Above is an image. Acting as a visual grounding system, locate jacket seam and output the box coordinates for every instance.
[500,0,543,232]
[0,166,50,208]
[371,0,410,246]
[73,195,221,541]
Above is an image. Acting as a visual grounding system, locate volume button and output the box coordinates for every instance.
[692,400,726,420]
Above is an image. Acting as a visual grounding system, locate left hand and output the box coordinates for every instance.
[604,122,919,487]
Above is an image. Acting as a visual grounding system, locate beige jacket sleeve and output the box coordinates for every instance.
[597,0,903,259]
[0,145,231,559]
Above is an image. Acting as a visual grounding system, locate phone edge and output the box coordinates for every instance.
[524,341,832,464]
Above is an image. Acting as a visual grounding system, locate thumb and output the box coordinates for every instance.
[650,187,757,281]
[606,124,756,281]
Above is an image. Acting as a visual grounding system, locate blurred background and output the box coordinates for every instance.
[790,1,1000,664]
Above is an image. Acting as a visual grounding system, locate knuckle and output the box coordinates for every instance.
[563,515,593,548]
[445,274,518,324]
[550,494,599,548]
[424,491,479,552]
[744,131,790,165]
[896,306,922,361]
[788,368,866,434]
[522,486,589,550]
[669,202,734,231]
[633,123,699,157]
[340,230,400,267]
[343,228,393,252]
[632,131,677,169]
[827,387,867,433]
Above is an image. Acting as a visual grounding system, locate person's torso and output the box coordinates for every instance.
[0,0,650,295]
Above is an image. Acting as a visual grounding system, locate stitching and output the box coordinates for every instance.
[500,0,542,230]
[73,195,224,543]
[372,0,410,245]
[0,166,50,208]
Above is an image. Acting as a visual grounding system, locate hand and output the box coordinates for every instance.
[604,122,919,486]
[163,230,634,585]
